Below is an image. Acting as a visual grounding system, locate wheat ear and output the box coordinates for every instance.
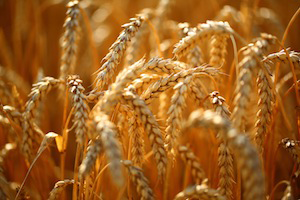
[173,21,233,59]
[209,34,229,67]
[59,0,80,79]
[67,75,89,144]
[178,145,206,184]
[186,109,265,200]
[93,15,145,91]
[255,67,274,153]
[22,77,63,161]
[281,182,293,200]
[231,33,276,131]
[123,160,154,200]
[210,91,234,199]
[142,66,219,105]
[121,89,167,178]
[79,138,103,178]
[263,49,300,67]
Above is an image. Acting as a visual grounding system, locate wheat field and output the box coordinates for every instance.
[0,0,300,199]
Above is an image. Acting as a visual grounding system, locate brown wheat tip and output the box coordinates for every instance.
[280,138,300,177]
[67,75,89,143]
[48,179,74,200]
[123,160,154,200]
[59,0,80,79]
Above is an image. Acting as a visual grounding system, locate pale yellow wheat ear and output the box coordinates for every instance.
[93,15,146,92]
[122,160,154,200]
[263,49,300,67]
[255,65,274,153]
[178,145,206,184]
[209,91,234,200]
[48,179,74,200]
[174,180,225,200]
[22,77,64,161]
[186,109,265,200]
[281,182,293,200]
[66,75,89,144]
[280,138,300,177]
[85,112,124,187]
[231,33,276,131]
[173,21,234,59]
[15,132,59,200]
[178,23,204,67]
[59,0,81,79]
[120,89,167,178]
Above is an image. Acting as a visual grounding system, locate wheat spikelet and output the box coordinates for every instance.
[59,0,80,79]
[263,49,300,67]
[22,77,64,161]
[209,92,233,199]
[2,105,23,127]
[90,112,124,186]
[144,57,187,74]
[123,160,154,200]
[173,20,233,59]
[48,179,74,200]
[142,66,219,105]
[94,15,146,91]
[131,74,161,95]
[186,109,265,200]
[178,145,206,184]
[174,181,225,200]
[255,67,274,153]
[0,80,12,105]
[67,75,89,144]
[79,138,103,178]
[280,138,300,177]
[178,23,204,67]
[127,108,145,166]
[209,34,229,67]
[121,89,167,178]
[125,9,154,66]
[165,75,192,152]
[231,33,276,131]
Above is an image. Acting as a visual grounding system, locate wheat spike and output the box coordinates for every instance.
[67,75,89,144]
[59,0,80,79]
[173,20,233,59]
[22,77,64,161]
[186,109,265,200]
[121,89,167,178]
[123,160,154,200]
[231,33,276,131]
[178,145,206,184]
[94,15,146,91]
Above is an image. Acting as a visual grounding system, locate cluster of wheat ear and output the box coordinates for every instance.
[0,0,300,199]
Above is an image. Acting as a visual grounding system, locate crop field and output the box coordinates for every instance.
[0,0,299,199]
